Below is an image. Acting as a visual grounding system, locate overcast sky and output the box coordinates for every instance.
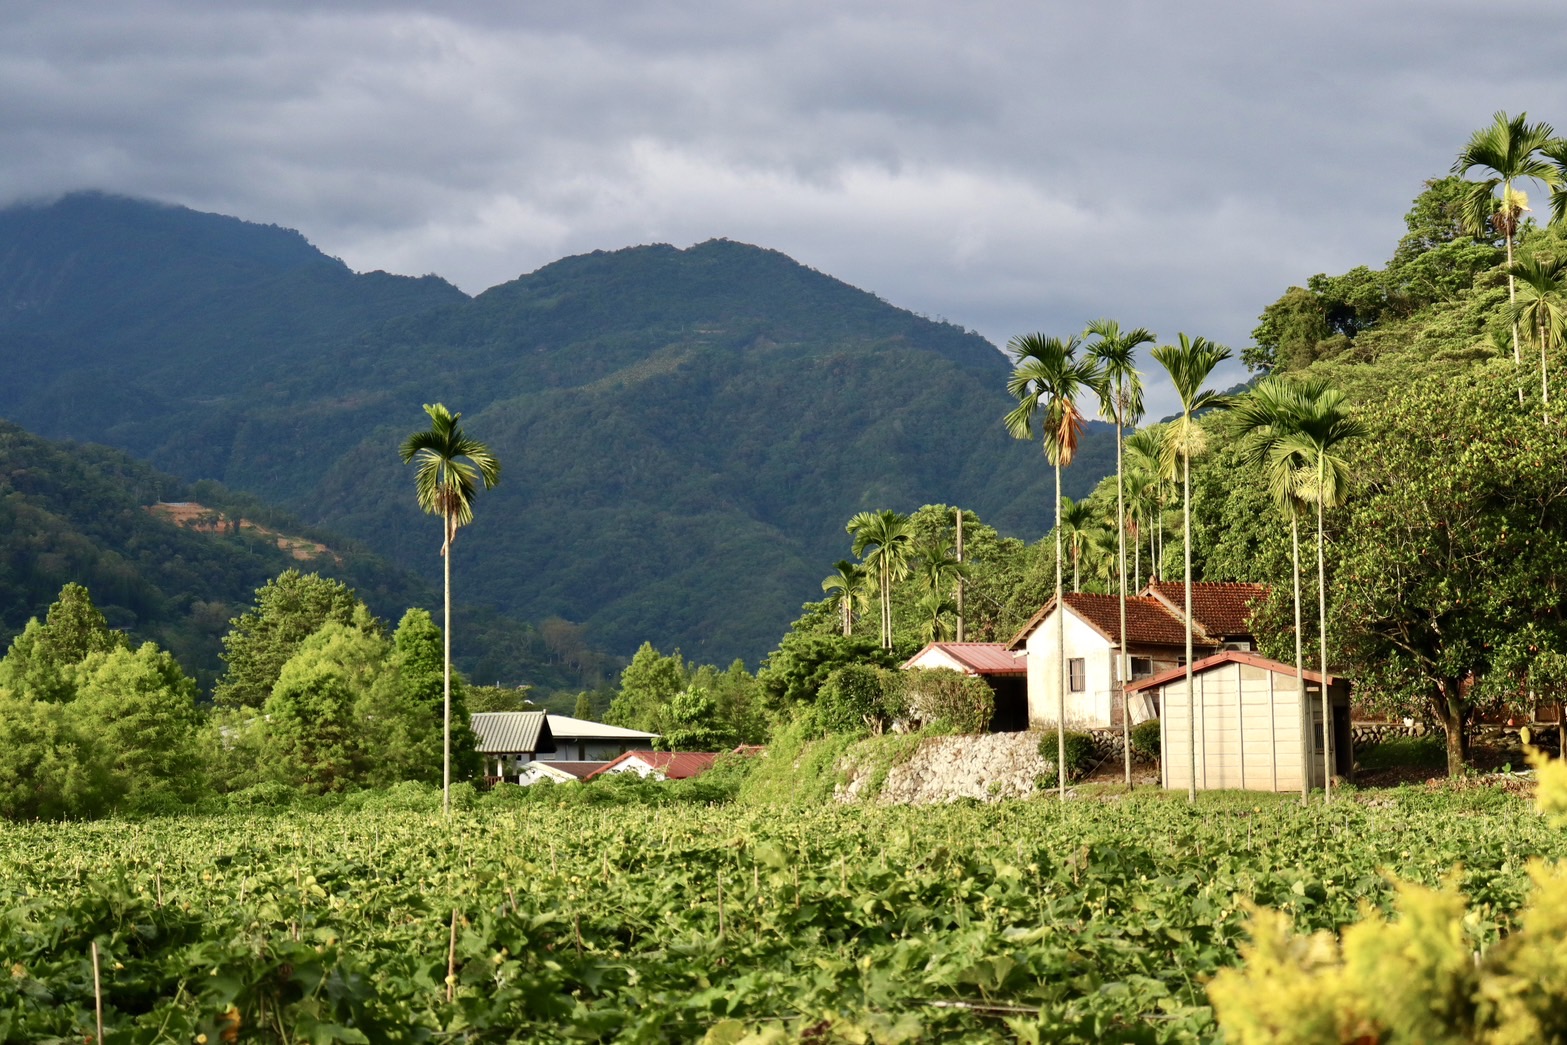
[8,1,1567,413]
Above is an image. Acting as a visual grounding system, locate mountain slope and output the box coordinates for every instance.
[0,194,1117,664]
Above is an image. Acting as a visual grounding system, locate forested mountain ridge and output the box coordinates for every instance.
[0,192,1118,664]
[0,420,610,692]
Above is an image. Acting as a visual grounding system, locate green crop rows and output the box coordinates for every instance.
[2,789,1562,1043]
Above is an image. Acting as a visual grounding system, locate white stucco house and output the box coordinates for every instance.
[1004,581,1268,730]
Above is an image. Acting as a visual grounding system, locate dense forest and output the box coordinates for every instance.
[0,194,1118,663]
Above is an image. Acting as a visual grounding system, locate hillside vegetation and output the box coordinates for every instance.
[0,193,1116,663]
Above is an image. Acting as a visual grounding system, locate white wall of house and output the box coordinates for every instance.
[538,740,643,762]
[597,755,661,779]
[1024,608,1117,728]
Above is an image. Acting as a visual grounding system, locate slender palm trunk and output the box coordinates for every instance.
[1116,409,1132,787]
[955,509,965,642]
[1542,334,1551,424]
[880,561,892,650]
[1508,226,1524,406]
[442,518,452,817]
[1055,459,1066,802]
[1317,470,1333,805]
[1184,454,1196,803]
[1292,517,1307,802]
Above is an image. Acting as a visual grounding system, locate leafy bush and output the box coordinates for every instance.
[1037,729,1098,781]
[901,668,993,735]
[225,780,298,810]
[1130,719,1162,765]
[817,664,887,735]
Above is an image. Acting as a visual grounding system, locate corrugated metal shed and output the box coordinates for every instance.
[471,711,556,755]
[545,714,660,743]
[904,642,1027,675]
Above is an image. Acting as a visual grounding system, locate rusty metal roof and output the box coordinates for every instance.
[903,642,1027,675]
[1142,581,1270,639]
[1125,649,1344,694]
[470,711,556,755]
[1006,592,1216,651]
[587,750,719,780]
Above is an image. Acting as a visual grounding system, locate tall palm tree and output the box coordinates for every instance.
[1084,318,1151,786]
[1121,469,1156,589]
[847,509,915,650]
[399,403,500,815]
[1126,425,1171,578]
[1453,111,1559,401]
[1150,335,1232,802]
[1005,332,1103,801]
[1510,254,1567,421]
[1057,496,1096,593]
[821,559,868,638]
[1224,377,1320,801]
[1276,385,1364,805]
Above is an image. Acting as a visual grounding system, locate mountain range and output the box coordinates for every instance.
[0,192,1118,666]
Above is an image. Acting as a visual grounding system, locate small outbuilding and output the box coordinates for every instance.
[1125,650,1352,793]
[902,642,1029,731]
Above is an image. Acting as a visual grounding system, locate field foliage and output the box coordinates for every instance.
[2,786,1562,1043]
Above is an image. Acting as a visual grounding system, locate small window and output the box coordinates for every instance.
[1068,657,1086,692]
[1130,657,1153,680]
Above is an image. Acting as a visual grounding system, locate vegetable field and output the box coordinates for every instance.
[2,787,1562,1043]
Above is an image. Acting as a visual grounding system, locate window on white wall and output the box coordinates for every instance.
[1068,658,1086,692]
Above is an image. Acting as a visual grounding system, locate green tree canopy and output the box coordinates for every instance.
[71,642,204,808]
[1335,366,1567,774]
[214,570,366,709]
[0,582,128,703]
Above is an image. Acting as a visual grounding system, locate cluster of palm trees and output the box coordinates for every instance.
[826,509,968,649]
[1005,325,1363,803]
[1454,110,1567,420]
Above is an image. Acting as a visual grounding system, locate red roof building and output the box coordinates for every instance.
[587,750,719,781]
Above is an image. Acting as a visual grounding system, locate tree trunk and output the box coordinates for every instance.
[955,508,965,643]
[442,516,453,817]
[1116,404,1131,787]
[1430,681,1471,777]
[1317,484,1332,805]
[1507,221,1524,406]
[1184,453,1195,803]
[1055,458,1066,802]
[1292,517,1306,801]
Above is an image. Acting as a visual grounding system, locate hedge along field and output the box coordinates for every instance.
[2,787,1564,1044]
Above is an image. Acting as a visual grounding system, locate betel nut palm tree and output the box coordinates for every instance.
[1224,376,1320,801]
[847,509,914,650]
[1150,334,1232,803]
[1453,111,1559,403]
[821,559,868,638]
[1058,496,1096,594]
[400,403,500,815]
[1510,254,1567,422]
[1125,424,1171,577]
[1084,318,1151,786]
[1005,332,1103,802]
[1275,384,1363,805]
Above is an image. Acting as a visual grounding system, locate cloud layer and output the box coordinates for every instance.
[8,0,1567,411]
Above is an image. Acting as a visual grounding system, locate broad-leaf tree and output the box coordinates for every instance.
[1004,332,1103,801]
[1335,367,1567,775]
[400,403,500,815]
[1452,111,1559,400]
[214,571,362,709]
[1150,334,1232,802]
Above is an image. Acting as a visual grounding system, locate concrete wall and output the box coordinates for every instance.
[1024,608,1115,727]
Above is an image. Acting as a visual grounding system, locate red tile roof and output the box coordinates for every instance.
[1125,649,1343,694]
[587,750,719,780]
[1142,581,1269,639]
[1005,592,1217,651]
[903,642,1027,675]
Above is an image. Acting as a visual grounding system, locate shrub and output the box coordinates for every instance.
[1130,718,1162,765]
[1037,729,1098,781]
[226,781,298,810]
[817,664,887,735]
[901,668,994,735]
